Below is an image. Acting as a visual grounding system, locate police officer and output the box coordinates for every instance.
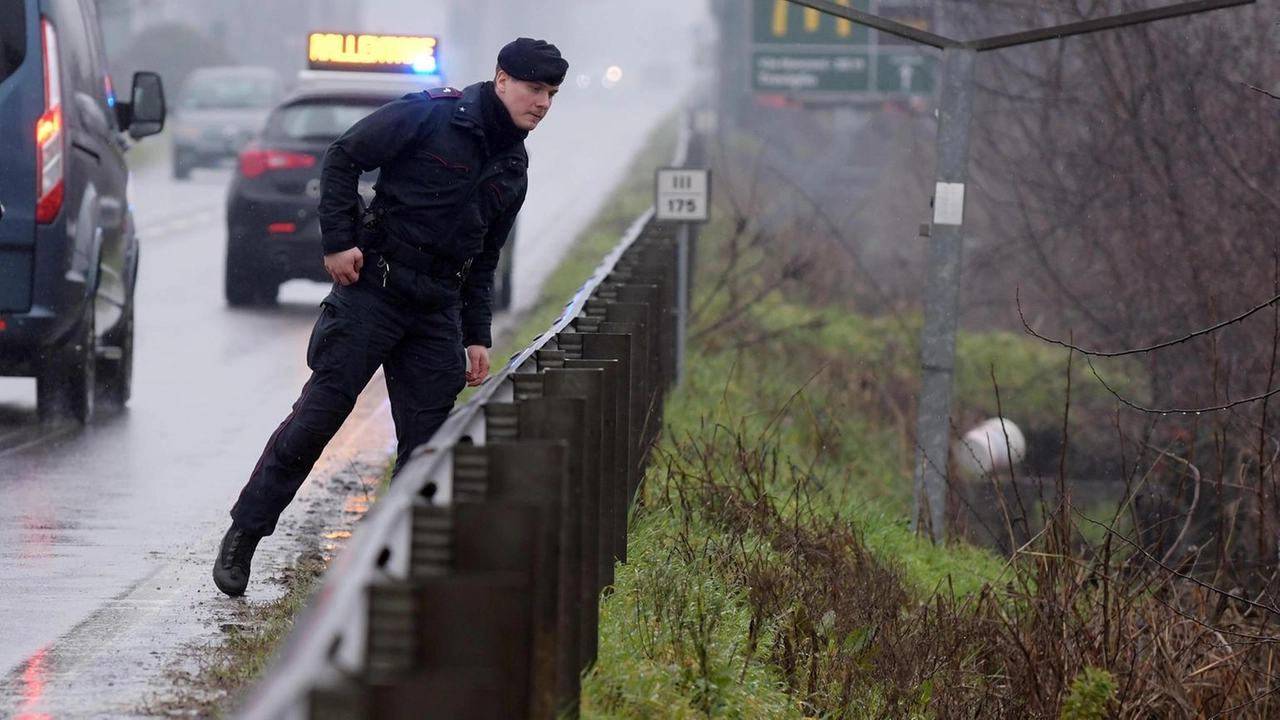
[213,38,569,597]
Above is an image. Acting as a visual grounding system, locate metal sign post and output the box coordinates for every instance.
[655,168,712,388]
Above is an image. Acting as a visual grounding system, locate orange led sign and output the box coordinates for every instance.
[307,32,440,74]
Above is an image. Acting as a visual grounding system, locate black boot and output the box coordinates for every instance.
[213,524,262,597]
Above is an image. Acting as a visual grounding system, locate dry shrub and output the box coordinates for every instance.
[655,416,1280,718]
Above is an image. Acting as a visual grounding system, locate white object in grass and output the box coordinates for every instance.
[954,417,1026,478]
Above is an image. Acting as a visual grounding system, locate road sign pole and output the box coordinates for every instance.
[655,167,711,390]
[911,46,974,542]
[676,222,690,388]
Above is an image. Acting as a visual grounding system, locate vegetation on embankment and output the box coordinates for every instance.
[578,129,1280,717]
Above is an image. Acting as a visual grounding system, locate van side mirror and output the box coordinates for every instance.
[116,71,166,139]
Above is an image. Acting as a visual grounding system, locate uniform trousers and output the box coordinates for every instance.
[231,271,466,536]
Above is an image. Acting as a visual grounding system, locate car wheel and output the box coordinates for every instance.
[37,298,97,424]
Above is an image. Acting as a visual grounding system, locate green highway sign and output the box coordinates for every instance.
[754,52,870,92]
[876,49,933,93]
[749,0,936,100]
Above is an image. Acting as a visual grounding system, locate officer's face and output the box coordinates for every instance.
[496,71,558,131]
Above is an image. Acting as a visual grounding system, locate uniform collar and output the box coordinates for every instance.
[452,81,528,157]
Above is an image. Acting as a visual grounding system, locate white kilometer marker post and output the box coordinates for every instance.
[655,168,711,388]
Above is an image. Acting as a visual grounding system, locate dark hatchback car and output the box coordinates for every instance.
[0,0,165,423]
[224,73,515,309]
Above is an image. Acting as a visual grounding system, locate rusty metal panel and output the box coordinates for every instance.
[542,368,605,672]
[370,574,532,720]
[511,372,545,402]
[598,321,650,498]
[484,403,519,442]
[557,332,584,360]
[565,358,620,588]
[583,333,635,564]
[572,315,601,335]
[611,291,664,391]
[452,445,489,505]
[517,396,586,717]
[535,348,566,370]
[309,677,366,720]
[365,581,420,685]
[483,441,569,720]
[409,505,454,582]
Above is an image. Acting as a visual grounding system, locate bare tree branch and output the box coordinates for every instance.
[1242,82,1280,102]
[1085,356,1280,415]
[1075,508,1280,616]
[1017,287,1280,358]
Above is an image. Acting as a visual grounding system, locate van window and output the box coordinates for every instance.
[0,0,26,84]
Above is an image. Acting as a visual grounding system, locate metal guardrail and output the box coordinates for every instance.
[236,113,700,720]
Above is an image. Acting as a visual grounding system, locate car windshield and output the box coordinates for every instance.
[263,99,386,143]
[182,73,279,110]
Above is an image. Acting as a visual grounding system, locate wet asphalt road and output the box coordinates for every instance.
[0,85,682,717]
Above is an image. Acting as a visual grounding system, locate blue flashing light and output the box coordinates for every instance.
[412,56,438,74]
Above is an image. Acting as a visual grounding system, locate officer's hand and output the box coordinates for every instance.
[324,247,364,286]
[465,345,490,387]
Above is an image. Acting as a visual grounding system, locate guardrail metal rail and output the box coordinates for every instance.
[235,113,702,720]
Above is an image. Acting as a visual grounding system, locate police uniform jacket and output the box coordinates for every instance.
[317,82,528,348]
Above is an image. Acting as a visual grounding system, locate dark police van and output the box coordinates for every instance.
[0,0,166,423]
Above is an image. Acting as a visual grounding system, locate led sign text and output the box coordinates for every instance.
[307,33,439,73]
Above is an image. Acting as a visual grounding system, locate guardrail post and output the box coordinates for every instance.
[484,403,519,442]
[536,348,566,370]
[558,332,584,361]
[308,678,364,720]
[605,301,660,450]
[598,320,649,502]
[451,443,489,505]
[543,367,606,672]
[573,314,601,335]
[565,357,620,589]
[582,333,635,564]
[518,395,587,718]
[483,441,571,720]
[365,581,418,683]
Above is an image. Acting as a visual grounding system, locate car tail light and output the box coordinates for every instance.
[238,148,316,178]
[36,18,64,224]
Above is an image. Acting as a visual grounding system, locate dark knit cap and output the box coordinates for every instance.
[497,38,569,86]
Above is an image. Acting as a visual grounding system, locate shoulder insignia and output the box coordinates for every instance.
[425,86,462,99]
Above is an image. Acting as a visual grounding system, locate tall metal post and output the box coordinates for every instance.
[675,222,690,388]
[911,47,975,541]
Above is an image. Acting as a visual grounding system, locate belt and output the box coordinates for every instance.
[368,234,472,283]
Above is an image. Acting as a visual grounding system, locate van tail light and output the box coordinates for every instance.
[238,148,316,178]
[36,18,64,224]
